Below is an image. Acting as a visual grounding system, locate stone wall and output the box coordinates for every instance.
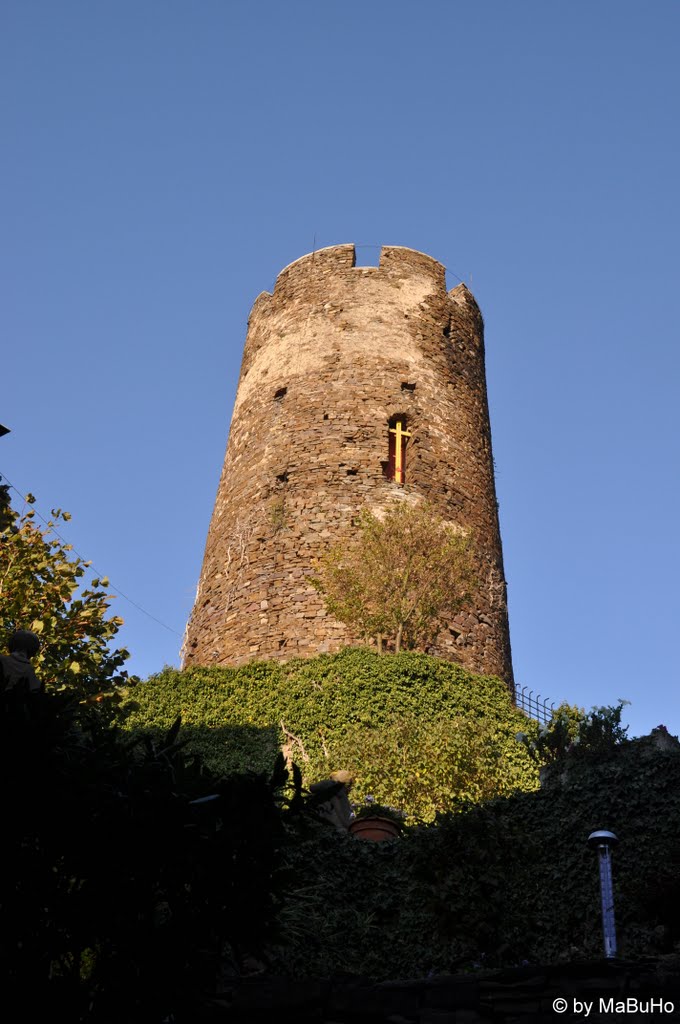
[183,244,513,684]
[217,959,680,1023]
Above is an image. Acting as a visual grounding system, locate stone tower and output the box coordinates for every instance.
[183,244,513,684]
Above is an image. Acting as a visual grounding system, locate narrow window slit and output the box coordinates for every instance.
[386,415,411,485]
[274,386,287,400]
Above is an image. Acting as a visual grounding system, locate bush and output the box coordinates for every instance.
[119,648,539,821]
[517,700,630,773]
[334,712,536,821]
[2,686,307,1021]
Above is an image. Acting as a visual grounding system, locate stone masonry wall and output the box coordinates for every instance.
[183,244,513,685]
[218,959,680,1023]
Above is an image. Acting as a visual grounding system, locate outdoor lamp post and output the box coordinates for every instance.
[588,829,618,958]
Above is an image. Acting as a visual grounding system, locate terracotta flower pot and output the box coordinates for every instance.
[349,816,401,841]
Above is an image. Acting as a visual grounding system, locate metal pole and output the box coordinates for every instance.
[588,830,618,958]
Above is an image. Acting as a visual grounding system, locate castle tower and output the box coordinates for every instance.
[183,245,513,684]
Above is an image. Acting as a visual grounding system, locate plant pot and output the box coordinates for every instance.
[349,816,401,842]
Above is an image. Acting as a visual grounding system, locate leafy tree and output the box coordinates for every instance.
[312,502,476,653]
[517,700,630,768]
[516,702,586,766]
[0,488,135,697]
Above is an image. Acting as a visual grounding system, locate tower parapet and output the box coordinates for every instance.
[184,244,513,684]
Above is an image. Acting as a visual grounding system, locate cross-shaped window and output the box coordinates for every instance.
[387,415,411,485]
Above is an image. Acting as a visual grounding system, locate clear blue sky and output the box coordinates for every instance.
[3,2,679,738]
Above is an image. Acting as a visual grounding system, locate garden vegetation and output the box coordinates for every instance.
[5,486,680,1013]
[119,648,540,823]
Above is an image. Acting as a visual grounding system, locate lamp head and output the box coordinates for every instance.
[588,830,618,849]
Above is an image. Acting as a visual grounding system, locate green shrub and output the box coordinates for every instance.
[119,648,539,821]
[335,712,537,821]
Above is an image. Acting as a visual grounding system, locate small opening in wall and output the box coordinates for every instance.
[354,245,380,267]
[276,471,289,484]
[443,324,451,338]
[401,381,416,392]
[274,386,287,400]
[346,467,358,476]
[387,414,411,485]
[323,413,329,420]
[449,627,462,640]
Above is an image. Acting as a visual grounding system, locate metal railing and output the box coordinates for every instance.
[514,685,556,725]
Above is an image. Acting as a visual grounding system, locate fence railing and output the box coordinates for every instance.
[514,685,556,725]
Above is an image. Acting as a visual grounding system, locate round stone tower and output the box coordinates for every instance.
[183,244,513,684]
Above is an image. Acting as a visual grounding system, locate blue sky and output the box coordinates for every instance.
[2,1,678,737]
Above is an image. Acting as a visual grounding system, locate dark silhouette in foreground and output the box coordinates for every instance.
[0,628,42,697]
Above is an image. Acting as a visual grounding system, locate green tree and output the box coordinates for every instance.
[516,700,630,770]
[0,489,135,697]
[313,501,476,653]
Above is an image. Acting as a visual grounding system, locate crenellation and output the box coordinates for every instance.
[273,244,357,297]
[379,245,446,289]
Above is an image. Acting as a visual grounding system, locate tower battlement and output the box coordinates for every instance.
[272,243,447,293]
[184,245,513,684]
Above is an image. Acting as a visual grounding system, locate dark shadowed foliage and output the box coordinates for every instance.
[0,685,317,1022]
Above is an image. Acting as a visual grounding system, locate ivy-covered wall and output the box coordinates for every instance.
[120,648,538,821]
[273,735,680,980]
[118,650,680,981]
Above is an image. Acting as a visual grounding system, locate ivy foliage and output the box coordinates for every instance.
[11,641,678,992]
[120,648,539,822]
[274,730,680,980]
[0,486,135,697]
